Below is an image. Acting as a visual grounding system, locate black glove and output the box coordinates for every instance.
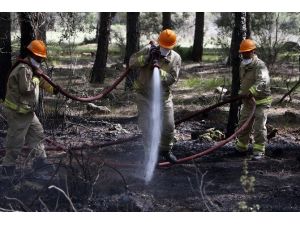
[149,46,161,61]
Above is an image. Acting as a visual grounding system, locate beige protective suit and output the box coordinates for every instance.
[2,59,54,166]
[236,55,272,154]
[129,44,181,154]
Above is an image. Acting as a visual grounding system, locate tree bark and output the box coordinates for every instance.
[191,12,205,62]
[162,12,172,30]
[226,12,247,137]
[18,13,35,58]
[0,13,12,101]
[90,12,113,84]
[124,12,140,91]
[246,12,251,38]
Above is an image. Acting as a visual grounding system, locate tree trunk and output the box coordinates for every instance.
[124,12,140,91]
[191,12,205,62]
[226,12,247,137]
[246,12,251,38]
[0,13,12,101]
[18,13,35,58]
[90,12,113,84]
[162,12,172,30]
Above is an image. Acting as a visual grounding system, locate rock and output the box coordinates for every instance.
[214,86,228,94]
[86,103,111,114]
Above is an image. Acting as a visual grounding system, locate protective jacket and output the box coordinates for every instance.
[4,58,54,114]
[129,44,181,98]
[239,55,272,106]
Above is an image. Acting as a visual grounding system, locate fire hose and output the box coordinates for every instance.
[0,59,256,166]
[0,95,255,167]
[37,68,131,102]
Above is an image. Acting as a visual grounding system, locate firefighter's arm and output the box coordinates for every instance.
[18,66,36,94]
[249,63,269,97]
[129,46,150,68]
[160,57,181,87]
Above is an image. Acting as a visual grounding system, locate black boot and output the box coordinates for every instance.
[1,165,16,177]
[160,151,178,164]
[32,158,54,172]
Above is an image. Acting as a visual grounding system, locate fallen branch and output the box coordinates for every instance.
[48,185,77,212]
[278,79,300,103]
[4,196,31,212]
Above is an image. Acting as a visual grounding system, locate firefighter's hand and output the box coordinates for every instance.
[149,46,161,60]
[32,76,40,86]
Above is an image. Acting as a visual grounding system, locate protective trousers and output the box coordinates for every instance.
[136,93,175,154]
[236,101,269,154]
[2,107,46,166]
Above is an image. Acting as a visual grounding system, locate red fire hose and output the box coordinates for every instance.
[37,68,131,102]
[159,97,256,167]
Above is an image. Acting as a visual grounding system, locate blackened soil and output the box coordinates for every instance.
[0,114,300,212]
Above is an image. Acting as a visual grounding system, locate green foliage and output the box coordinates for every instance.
[173,45,192,61]
[236,159,260,212]
[140,12,162,36]
[56,12,97,43]
[183,76,227,91]
[213,12,300,66]
[140,12,193,37]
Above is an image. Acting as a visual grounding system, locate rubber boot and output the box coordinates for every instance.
[1,165,16,177]
[32,157,55,172]
[160,151,177,164]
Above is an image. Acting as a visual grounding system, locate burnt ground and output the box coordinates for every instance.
[0,63,300,212]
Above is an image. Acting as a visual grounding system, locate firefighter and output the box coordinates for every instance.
[235,39,272,160]
[0,40,58,176]
[129,29,182,163]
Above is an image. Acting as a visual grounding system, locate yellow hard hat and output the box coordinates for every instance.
[239,39,256,53]
[158,29,177,49]
[27,40,47,58]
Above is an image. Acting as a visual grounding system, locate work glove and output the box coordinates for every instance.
[149,45,161,66]
[32,76,40,86]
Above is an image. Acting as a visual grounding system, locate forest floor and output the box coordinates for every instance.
[0,61,300,212]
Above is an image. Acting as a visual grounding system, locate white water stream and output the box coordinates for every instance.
[144,67,162,184]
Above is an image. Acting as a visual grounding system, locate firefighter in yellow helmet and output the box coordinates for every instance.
[0,40,58,176]
[129,29,181,163]
[235,39,272,160]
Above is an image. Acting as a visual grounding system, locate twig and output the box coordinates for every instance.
[4,196,31,212]
[0,207,16,212]
[88,163,104,201]
[48,185,77,212]
[39,197,50,212]
[104,163,129,192]
[29,159,62,207]
[278,79,300,103]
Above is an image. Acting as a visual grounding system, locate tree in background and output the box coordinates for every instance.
[162,12,173,30]
[90,12,114,83]
[226,12,247,137]
[0,12,12,101]
[191,12,205,62]
[18,12,48,58]
[246,12,251,38]
[124,12,140,91]
[214,12,300,66]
